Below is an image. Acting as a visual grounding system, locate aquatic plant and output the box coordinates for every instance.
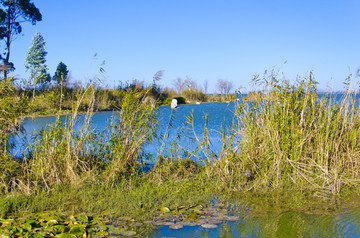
[102,88,158,184]
[26,85,103,190]
[0,76,28,194]
[212,71,360,197]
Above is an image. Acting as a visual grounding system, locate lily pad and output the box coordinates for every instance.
[69,225,85,236]
[153,221,173,226]
[121,230,137,236]
[169,224,183,229]
[201,223,218,229]
[77,215,89,223]
[207,219,223,225]
[177,221,197,227]
[223,215,240,221]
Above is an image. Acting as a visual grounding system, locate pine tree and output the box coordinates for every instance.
[53,62,69,86]
[53,62,69,112]
[25,32,49,100]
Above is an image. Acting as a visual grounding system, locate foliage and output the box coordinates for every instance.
[0,77,26,153]
[0,0,42,77]
[53,61,69,85]
[25,32,49,99]
[0,76,27,193]
[182,88,207,102]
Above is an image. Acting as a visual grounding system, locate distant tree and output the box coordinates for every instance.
[0,0,42,79]
[53,62,68,112]
[216,79,233,95]
[53,62,69,86]
[174,77,185,95]
[25,32,49,100]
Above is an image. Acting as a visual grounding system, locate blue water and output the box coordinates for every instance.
[15,102,236,160]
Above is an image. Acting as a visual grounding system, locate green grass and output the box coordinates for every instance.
[0,176,212,219]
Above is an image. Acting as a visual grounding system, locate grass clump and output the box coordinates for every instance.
[102,88,158,184]
[211,72,360,197]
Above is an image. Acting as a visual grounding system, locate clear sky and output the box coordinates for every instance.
[7,0,360,93]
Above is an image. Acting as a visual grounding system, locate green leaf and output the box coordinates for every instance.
[69,225,85,236]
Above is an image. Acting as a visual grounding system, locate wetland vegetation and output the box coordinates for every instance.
[0,1,358,236]
[2,68,360,236]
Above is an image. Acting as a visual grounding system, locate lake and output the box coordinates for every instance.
[15,101,360,237]
[15,102,236,160]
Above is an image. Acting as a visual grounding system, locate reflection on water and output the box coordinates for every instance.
[148,206,360,237]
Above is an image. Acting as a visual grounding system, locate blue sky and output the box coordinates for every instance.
[7,0,360,92]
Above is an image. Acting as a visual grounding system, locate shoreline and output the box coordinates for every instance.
[24,100,238,119]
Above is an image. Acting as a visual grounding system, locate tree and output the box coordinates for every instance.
[53,62,69,112]
[216,79,233,95]
[0,0,42,79]
[53,61,69,86]
[173,77,185,95]
[25,32,48,100]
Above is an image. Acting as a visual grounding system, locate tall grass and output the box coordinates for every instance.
[3,70,360,202]
[0,76,28,193]
[0,85,158,193]
[102,88,158,184]
[211,73,360,197]
[26,85,102,191]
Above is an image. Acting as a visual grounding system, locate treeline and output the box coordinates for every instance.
[15,30,238,116]
[16,68,237,116]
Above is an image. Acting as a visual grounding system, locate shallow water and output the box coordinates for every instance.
[147,205,360,237]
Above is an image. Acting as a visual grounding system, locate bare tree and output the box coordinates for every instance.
[173,77,185,95]
[204,80,208,94]
[184,76,197,90]
[216,79,233,95]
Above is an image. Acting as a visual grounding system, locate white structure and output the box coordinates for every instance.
[171,98,178,109]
